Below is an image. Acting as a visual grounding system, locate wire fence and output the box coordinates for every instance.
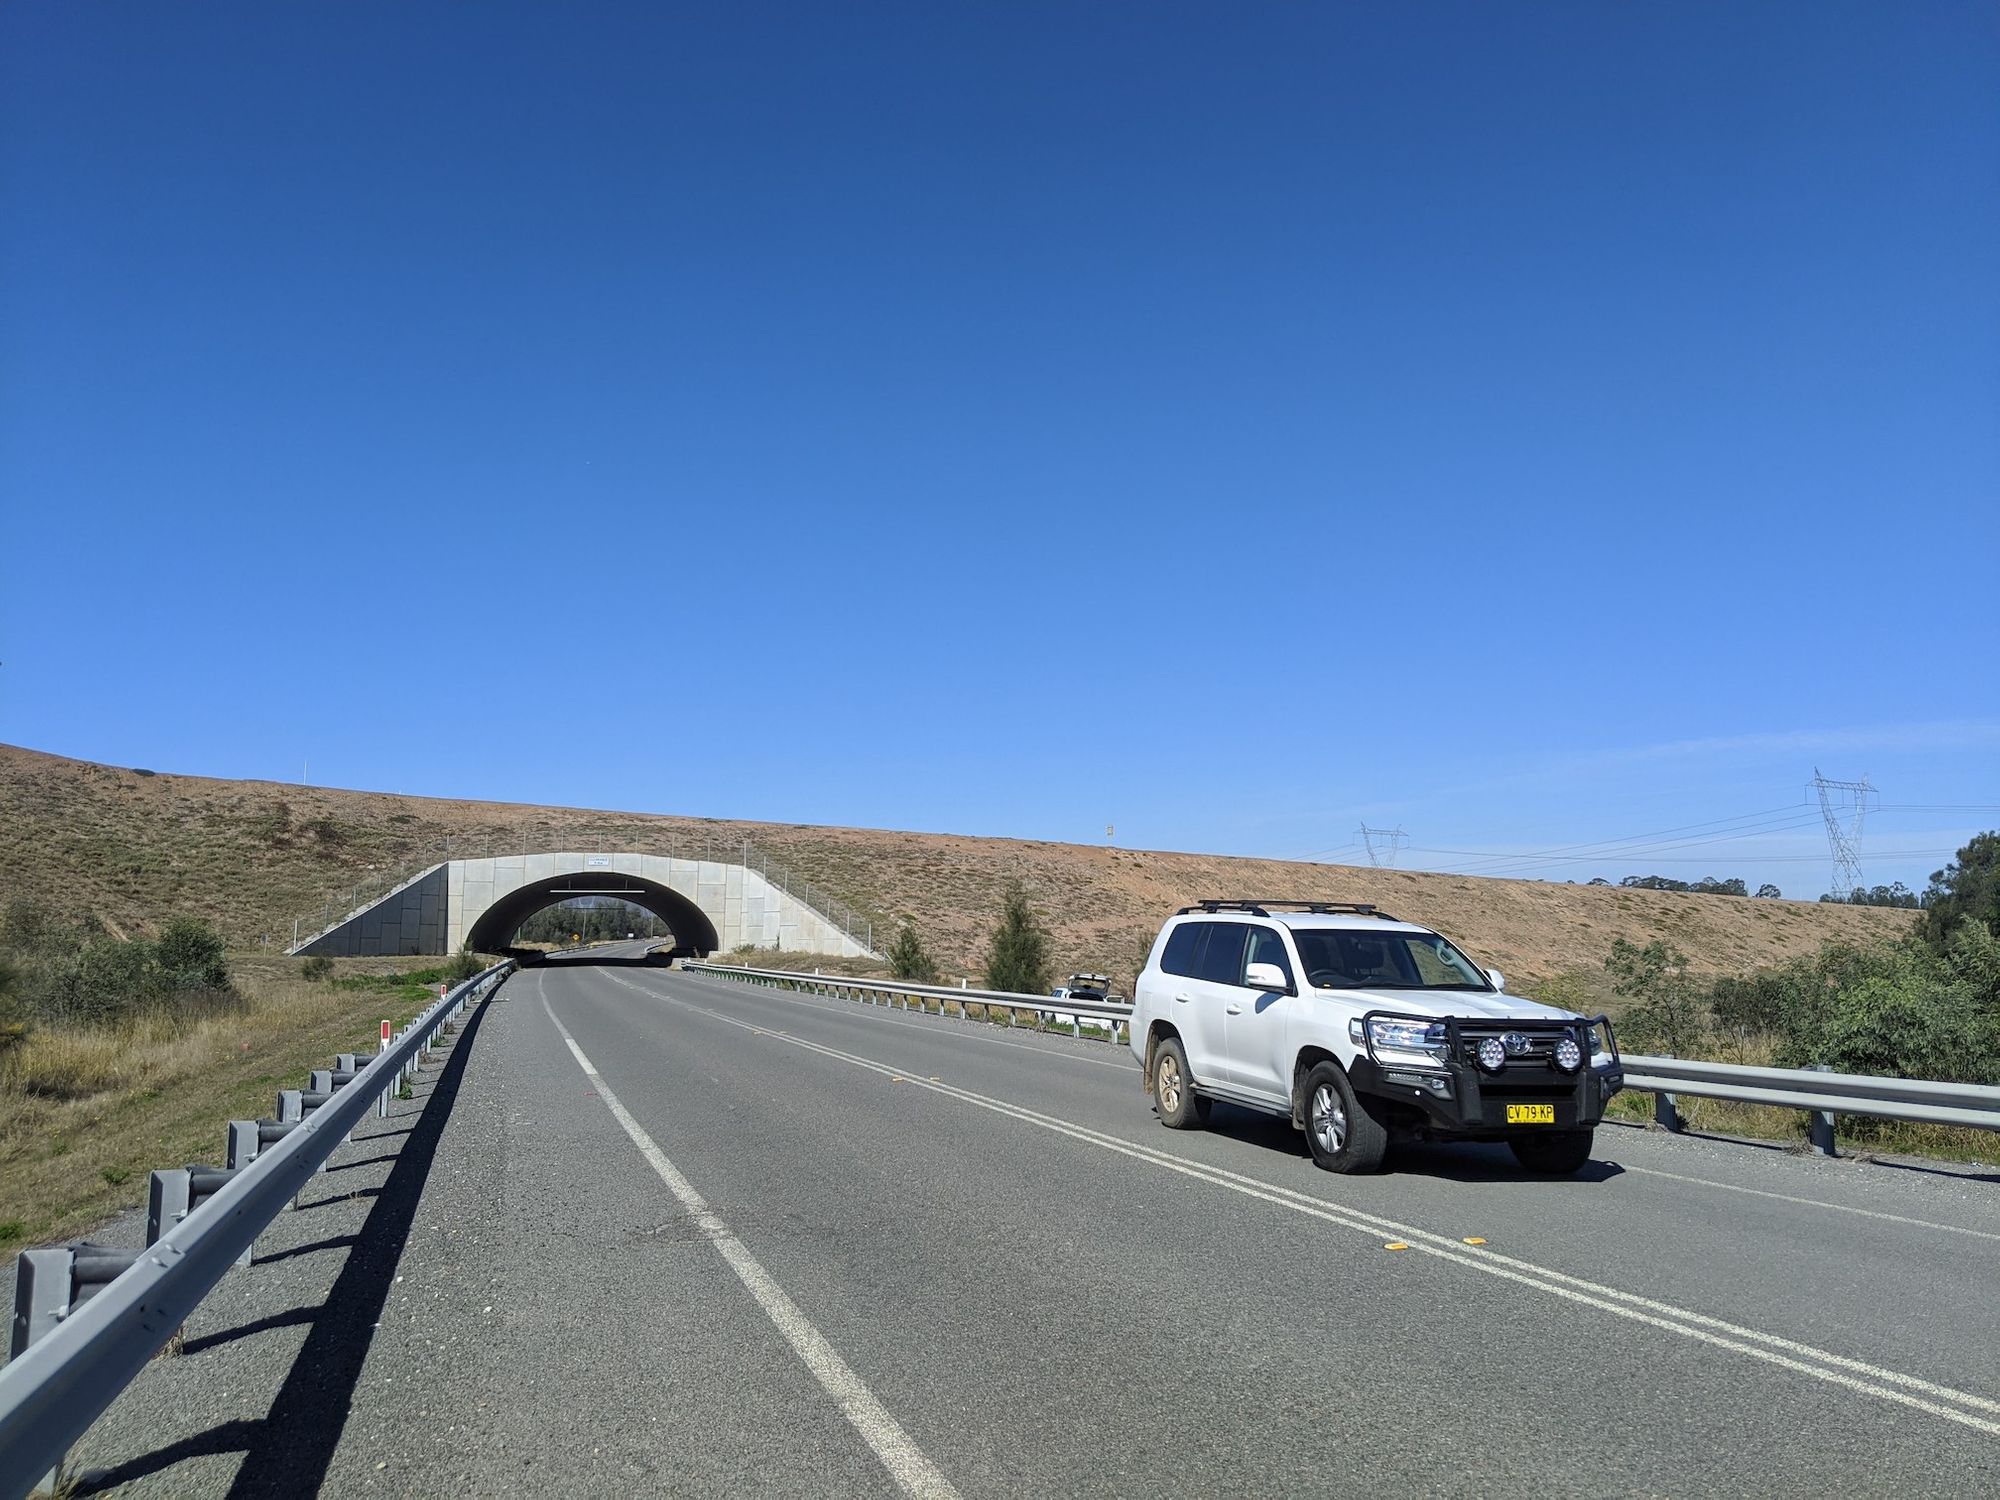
[285,833,879,956]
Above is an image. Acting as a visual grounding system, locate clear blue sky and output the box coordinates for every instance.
[3,2,1995,898]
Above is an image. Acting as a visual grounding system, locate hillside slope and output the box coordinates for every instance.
[0,742,1915,989]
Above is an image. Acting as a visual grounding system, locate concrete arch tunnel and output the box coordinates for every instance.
[464,871,721,955]
[292,853,877,960]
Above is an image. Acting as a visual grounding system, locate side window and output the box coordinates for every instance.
[1245,927,1295,986]
[1160,922,1203,978]
[1196,922,1248,986]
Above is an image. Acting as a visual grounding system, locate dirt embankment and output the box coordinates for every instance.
[0,742,1916,992]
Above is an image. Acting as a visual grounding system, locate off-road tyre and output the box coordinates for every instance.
[1152,1037,1205,1130]
[1302,1060,1388,1174]
[1508,1128,1595,1175]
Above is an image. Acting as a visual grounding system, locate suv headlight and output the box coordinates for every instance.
[1350,1016,1448,1064]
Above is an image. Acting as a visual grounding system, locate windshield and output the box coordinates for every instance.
[1291,929,1493,991]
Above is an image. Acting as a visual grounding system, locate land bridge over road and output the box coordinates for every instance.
[290,852,878,959]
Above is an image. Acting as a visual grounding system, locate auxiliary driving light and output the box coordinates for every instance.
[1554,1036,1583,1073]
[1476,1037,1507,1073]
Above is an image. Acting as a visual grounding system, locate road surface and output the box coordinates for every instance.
[54,951,2000,1495]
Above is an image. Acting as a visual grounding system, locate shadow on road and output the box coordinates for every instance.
[1199,1102,1625,1183]
[77,996,494,1497]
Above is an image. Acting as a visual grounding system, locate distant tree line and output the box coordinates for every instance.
[515,899,672,946]
[1819,882,1922,908]
[1586,875,1780,898]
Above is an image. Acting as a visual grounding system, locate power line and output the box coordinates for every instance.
[1423,802,1813,875]
[1420,809,1829,878]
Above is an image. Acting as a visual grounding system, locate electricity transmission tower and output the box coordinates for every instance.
[1811,768,1874,898]
[1358,824,1408,868]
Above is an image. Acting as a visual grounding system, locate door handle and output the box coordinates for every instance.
[1174,993,1191,1004]
[1225,1005,1242,1015]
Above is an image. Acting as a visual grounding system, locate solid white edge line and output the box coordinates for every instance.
[538,990,961,1500]
[1618,1163,2000,1243]
[631,974,2000,1439]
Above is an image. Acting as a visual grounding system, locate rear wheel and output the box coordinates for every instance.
[1302,1061,1388,1174]
[1509,1128,1594,1175]
[1152,1037,1205,1130]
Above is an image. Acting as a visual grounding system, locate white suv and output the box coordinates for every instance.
[1129,900,1622,1175]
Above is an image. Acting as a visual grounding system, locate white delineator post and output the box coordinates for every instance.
[377,1019,392,1117]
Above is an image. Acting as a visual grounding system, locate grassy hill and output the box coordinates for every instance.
[0,742,1916,995]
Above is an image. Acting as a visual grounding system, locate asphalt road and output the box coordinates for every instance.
[53,951,2000,1496]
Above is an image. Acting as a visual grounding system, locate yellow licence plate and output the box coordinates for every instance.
[1506,1104,1557,1125]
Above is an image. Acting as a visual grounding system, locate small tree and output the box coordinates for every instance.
[1919,832,2000,948]
[1604,938,1707,1055]
[888,922,939,983]
[984,882,1051,996]
[155,917,229,991]
[1755,883,1782,899]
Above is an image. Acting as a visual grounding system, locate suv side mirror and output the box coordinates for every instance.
[1486,968,1506,990]
[1244,961,1291,993]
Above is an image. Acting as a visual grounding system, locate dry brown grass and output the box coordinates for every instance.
[0,956,444,1250]
[0,742,1917,995]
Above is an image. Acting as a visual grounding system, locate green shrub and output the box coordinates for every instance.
[300,955,335,981]
[443,949,482,985]
[888,922,939,983]
[984,882,1051,996]
[155,917,228,991]
[1604,939,1707,1055]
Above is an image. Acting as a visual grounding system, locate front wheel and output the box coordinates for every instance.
[1508,1128,1595,1175]
[1302,1061,1388,1174]
[1152,1037,1206,1130]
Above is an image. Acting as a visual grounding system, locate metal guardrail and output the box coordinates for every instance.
[685,962,1135,1041]
[0,963,515,1498]
[693,964,2000,1147]
[1619,1053,2000,1149]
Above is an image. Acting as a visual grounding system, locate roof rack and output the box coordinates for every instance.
[1177,899,1401,921]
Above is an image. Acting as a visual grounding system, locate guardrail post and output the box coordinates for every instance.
[1651,1053,1684,1133]
[11,1247,75,1359]
[278,1090,303,1123]
[1808,1064,1839,1157]
[147,1169,191,1246]
[228,1119,260,1170]
[9,1246,73,1494]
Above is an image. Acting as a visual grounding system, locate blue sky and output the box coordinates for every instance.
[2,2,1995,898]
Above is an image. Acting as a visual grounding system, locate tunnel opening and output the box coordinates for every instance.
[465,873,720,960]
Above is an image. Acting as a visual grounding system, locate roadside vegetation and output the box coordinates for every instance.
[1538,833,2000,1164]
[0,901,476,1248]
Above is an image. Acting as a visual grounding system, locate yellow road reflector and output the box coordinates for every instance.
[929,1076,941,1082]
[1462,1237,1488,1246]
[1383,1241,1409,1252]
[891,1076,905,1083]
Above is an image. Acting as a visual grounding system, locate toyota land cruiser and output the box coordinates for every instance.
[1129,900,1623,1174]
